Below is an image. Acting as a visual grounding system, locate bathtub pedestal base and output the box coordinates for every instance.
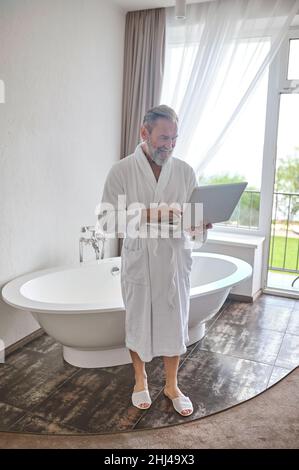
[63,324,207,368]
[63,345,132,368]
[187,323,206,346]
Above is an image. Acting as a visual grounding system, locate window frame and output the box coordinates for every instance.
[280,32,299,89]
[260,26,299,289]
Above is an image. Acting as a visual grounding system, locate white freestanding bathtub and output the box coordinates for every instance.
[2,253,252,368]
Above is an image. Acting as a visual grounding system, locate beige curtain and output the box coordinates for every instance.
[120,8,166,159]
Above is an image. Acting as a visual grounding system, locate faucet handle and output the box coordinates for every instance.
[81,225,95,234]
[95,231,106,241]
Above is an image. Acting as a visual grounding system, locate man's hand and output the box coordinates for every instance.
[187,222,213,232]
[142,207,182,225]
[186,222,213,240]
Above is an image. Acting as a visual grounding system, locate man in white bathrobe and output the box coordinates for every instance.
[95,105,212,416]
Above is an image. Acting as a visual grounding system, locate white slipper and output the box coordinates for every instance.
[132,389,152,409]
[164,390,194,416]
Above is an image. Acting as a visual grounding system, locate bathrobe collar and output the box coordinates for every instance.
[134,142,173,204]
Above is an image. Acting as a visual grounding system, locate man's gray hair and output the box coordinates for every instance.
[143,104,178,133]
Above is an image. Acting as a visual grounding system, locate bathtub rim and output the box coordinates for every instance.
[1,252,252,314]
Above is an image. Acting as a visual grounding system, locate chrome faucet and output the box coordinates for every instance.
[79,225,106,263]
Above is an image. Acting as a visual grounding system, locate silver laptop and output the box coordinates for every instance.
[187,182,248,225]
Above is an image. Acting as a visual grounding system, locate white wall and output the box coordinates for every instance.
[0,0,125,347]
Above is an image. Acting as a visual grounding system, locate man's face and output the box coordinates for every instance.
[142,118,178,166]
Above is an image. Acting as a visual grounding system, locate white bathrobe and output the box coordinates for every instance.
[95,143,203,362]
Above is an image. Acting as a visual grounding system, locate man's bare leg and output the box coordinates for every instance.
[129,349,150,409]
[163,355,192,416]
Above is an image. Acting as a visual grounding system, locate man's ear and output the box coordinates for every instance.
[140,125,149,142]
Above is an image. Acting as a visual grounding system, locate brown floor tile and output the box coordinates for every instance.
[0,357,78,411]
[257,295,296,308]
[275,334,299,369]
[8,413,84,434]
[267,366,292,388]
[31,367,161,433]
[216,299,292,332]
[287,309,299,335]
[195,321,284,364]
[0,402,26,431]
[6,343,76,378]
[23,334,58,354]
[135,350,272,430]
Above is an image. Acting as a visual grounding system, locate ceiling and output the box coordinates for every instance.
[113,0,215,13]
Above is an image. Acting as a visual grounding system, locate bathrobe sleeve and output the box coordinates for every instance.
[186,166,208,244]
[94,163,144,238]
[186,166,198,202]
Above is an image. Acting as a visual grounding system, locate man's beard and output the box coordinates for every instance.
[147,140,173,166]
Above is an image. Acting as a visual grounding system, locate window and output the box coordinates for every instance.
[287,38,299,79]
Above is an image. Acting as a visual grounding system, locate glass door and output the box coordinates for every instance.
[265,36,299,295]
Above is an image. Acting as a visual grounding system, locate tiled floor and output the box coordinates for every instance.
[0,294,298,435]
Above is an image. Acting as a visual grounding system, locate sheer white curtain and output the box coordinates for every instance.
[160,0,299,177]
